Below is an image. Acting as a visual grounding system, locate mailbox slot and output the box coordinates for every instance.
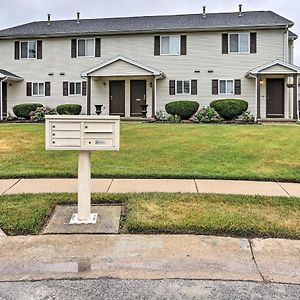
[52,138,81,147]
[51,122,81,131]
[84,122,113,133]
[52,130,81,139]
[84,138,113,147]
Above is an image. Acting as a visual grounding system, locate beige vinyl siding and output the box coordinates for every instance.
[0,28,286,117]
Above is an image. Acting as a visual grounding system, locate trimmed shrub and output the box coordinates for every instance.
[30,106,56,122]
[165,101,199,120]
[193,107,223,124]
[56,104,82,115]
[13,103,43,119]
[210,99,248,120]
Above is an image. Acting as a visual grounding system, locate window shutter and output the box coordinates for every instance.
[45,82,51,96]
[14,41,20,60]
[82,81,87,96]
[95,38,101,57]
[212,80,219,95]
[222,33,228,54]
[71,39,77,58]
[180,35,187,55]
[191,80,197,95]
[169,80,175,95]
[63,81,69,96]
[154,36,160,56]
[37,40,42,59]
[234,79,241,95]
[250,32,257,54]
[26,82,32,96]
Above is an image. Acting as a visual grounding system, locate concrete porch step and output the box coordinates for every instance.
[258,118,297,124]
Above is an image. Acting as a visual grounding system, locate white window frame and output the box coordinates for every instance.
[175,80,191,95]
[20,40,37,59]
[69,81,82,96]
[228,33,250,54]
[219,79,234,95]
[32,81,45,97]
[160,35,181,56]
[77,38,95,58]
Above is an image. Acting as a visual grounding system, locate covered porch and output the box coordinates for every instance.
[247,60,300,121]
[0,69,23,120]
[81,56,165,118]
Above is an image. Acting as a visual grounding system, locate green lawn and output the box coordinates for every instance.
[0,193,299,238]
[0,123,299,182]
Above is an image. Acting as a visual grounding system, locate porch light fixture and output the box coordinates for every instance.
[286,83,294,88]
[149,82,153,88]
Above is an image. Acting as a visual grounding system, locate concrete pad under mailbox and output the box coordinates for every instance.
[251,238,300,284]
[43,205,121,234]
[195,180,289,197]
[109,179,197,193]
[5,179,112,194]
[0,235,261,282]
[0,179,19,195]
[279,182,300,197]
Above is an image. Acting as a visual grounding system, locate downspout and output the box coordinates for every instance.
[284,25,288,62]
[248,73,258,121]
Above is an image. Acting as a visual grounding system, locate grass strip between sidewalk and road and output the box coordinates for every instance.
[0,193,299,239]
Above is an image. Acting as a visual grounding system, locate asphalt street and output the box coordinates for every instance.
[0,279,299,300]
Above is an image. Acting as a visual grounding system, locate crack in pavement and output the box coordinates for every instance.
[248,239,269,283]
[0,178,21,196]
[276,182,292,198]
[106,179,114,193]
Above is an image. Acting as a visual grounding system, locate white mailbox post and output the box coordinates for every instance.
[45,115,120,224]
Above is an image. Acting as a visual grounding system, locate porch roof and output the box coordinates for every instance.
[0,69,23,81]
[81,56,165,78]
[247,59,300,77]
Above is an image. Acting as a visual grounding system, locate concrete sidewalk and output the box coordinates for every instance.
[0,234,299,284]
[0,178,300,197]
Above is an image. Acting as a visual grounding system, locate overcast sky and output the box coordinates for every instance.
[0,0,299,64]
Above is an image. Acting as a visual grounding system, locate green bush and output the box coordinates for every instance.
[193,107,223,123]
[167,114,181,123]
[30,106,56,122]
[165,101,199,120]
[13,103,43,119]
[210,99,248,120]
[56,104,82,115]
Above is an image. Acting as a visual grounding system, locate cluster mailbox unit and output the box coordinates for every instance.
[45,115,120,224]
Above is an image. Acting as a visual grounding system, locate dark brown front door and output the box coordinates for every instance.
[109,80,125,117]
[266,79,284,118]
[130,80,146,117]
[1,82,7,118]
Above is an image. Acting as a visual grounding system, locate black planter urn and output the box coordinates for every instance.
[94,104,103,115]
[140,104,148,118]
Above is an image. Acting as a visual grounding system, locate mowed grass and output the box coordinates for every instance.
[0,193,299,238]
[0,123,299,181]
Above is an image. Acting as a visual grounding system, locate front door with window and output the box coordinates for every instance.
[130,80,146,117]
[1,82,7,118]
[109,81,125,117]
[266,79,285,118]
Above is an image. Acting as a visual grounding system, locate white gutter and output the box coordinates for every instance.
[248,73,259,121]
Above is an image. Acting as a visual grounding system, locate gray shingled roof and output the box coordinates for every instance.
[0,10,294,38]
[289,30,298,39]
[0,69,22,78]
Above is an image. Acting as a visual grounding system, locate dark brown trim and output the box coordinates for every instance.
[222,33,228,54]
[45,81,51,96]
[180,35,187,55]
[87,77,91,115]
[26,82,32,96]
[234,79,241,95]
[250,32,257,54]
[82,81,87,96]
[71,39,77,58]
[293,74,298,119]
[152,76,156,118]
[154,36,160,56]
[37,40,42,59]
[212,79,218,95]
[256,76,261,119]
[95,38,101,57]
[63,81,68,96]
[169,80,175,95]
[191,79,197,95]
[14,41,20,60]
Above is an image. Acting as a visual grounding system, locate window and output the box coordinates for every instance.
[32,82,45,96]
[20,41,37,59]
[229,33,249,53]
[69,82,82,96]
[77,39,95,57]
[161,35,180,55]
[176,80,190,95]
[219,80,234,94]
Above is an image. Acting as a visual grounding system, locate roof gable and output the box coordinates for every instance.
[249,60,300,75]
[81,56,164,77]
